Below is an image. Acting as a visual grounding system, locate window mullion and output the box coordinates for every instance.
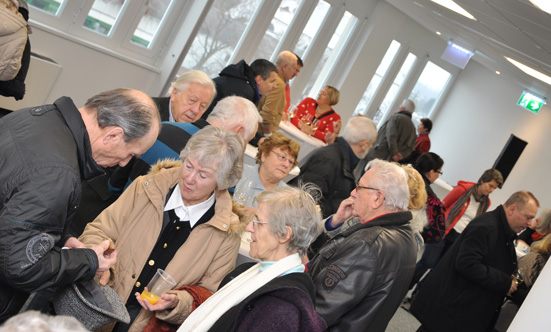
[272,0,318,60]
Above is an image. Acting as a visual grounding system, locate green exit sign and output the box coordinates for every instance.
[517,91,545,114]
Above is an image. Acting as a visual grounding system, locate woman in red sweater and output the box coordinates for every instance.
[290,85,341,143]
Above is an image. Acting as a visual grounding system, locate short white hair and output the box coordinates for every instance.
[342,116,377,145]
[0,311,88,332]
[399,99,415,112]
[365,159,409,211]
[206,96,261,141]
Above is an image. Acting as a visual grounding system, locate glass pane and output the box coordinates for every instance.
[131,0,173,48]
[409,61,451,122]
[180,0,262,77]
[294,1,331,58]
[300,11,356,99]
[373,53,417,124]
[252,0,306,61]
[354,40,401,115]
[28,0,64,15]
[83,0,127,36]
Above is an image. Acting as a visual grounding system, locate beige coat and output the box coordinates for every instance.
[257,71,286,134]
[79,161,248,332]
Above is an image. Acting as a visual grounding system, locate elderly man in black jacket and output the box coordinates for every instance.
[0,88,160,322]
[308,159,417,332]
[411,191,539,332]
[290,116,377,218]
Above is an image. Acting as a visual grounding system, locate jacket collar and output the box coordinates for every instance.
[334,137,356,180]
[397,110,413,118]
[53,96,104,181]
[340,211,413,237]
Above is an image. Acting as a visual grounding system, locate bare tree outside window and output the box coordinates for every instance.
[180,0,261,77]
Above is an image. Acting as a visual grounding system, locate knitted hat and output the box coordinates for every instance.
[53,280,130,331]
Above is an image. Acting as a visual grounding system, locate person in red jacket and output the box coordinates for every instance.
[290,85,341,143]
[415,118,432,154]
[442,168,504,254]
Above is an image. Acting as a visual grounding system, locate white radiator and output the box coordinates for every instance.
[0,53,62,111]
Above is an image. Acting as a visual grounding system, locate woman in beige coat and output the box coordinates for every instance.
[79,126,248,332]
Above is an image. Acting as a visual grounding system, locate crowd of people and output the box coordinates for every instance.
[0,48,546,332]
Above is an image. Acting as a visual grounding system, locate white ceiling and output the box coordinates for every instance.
[386,0,551,99]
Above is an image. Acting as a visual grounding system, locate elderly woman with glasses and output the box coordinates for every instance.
[79,126,248,332]
[178,185,327,332]
[233,132,299,209]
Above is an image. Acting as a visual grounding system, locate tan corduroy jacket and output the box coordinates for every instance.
[79,161,248,332]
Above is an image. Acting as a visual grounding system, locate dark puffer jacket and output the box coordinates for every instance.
[201,59,259,119]
[0,97,103,322]
[308,211,417,332]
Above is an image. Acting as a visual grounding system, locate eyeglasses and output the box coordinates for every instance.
[355,183,382,192]
[252,218,268,227]
[270,150,295,165]
[437,170,443,175]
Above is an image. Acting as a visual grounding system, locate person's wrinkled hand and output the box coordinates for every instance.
[392,153,403,162]
[99,269,111,286]
[135,291,179,311]
[64,237,86,249]
[333,119,342,134]
[92,239,117,276]
[325,131,337,144]
[331,197,354,228]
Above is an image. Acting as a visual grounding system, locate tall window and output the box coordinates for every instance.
[409,61,451,122]
[28,0,64,15]
[131,0,173,48]
[373,53,417,124]
[181,0,262,77]
[301,11,357,99]
[252,0,305,61]
[293,1,331,61]
[354,40,401,115]
[83,0,127,36]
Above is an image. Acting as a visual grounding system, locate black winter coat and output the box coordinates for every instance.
[411,205,517,332]
[290,137,355,218]
[0,97,103,322]
[201,60,259,119]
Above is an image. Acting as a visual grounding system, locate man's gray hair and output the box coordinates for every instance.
[366,159,409,211]
[84,88,160,142]
[170,69,216,101]
[342,116,377,145]
[0,310,88,332]
[255,184,323,256]
[206,96,261,141]
[400,99,416,112]
[179,126,244,189]
[275,51,297,68]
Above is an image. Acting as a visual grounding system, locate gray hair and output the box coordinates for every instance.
[536,208,551,235]
[342,116,377,145]
[206,96,261,141]
[400,99,416,112]
[365,159,409,211]
[84,88,160,142]
[171,69,216,103]
[179,126,244,189]
[255,185,323,256]
[275,51,297,68]
[0,310,88,332]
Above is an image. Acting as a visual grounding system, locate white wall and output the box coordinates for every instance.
[431,60,551,209]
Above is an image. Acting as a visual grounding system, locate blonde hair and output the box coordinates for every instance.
[402,165,428,210]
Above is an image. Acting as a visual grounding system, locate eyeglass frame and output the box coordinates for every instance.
[270,150,295,165]
[355,183,382,193]
[252,218,269,227]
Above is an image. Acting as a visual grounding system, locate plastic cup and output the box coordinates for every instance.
[140,269,176,305]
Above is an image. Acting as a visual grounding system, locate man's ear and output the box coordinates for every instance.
[102,127,125,145]
[254,74,262,85]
